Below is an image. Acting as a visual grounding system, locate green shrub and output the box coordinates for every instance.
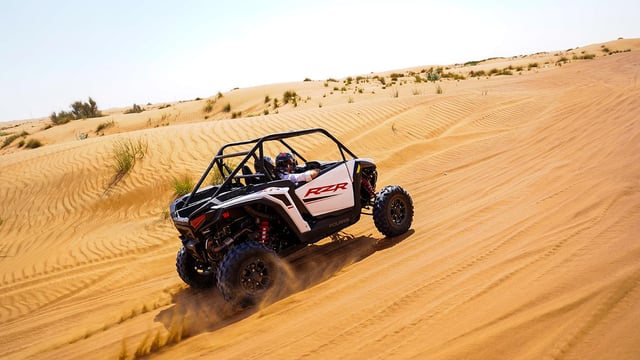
[111,138,148,178]
[50,111,75,125]
[469,70,486,77]
[203,99,215,113]
[223,103,231,112]
[50,97,103,125]
[282,90,298,104]
[25,139,43,149]
[124,104,144,114]
[172,174,194,197]
[427,71,441,82]
[96,119,115,134]
[2,131,29,148]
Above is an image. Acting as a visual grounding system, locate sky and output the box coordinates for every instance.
[1,0,638,122]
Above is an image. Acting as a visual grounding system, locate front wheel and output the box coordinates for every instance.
[217,242,291,306]
[373,185,414,237]
[176,247,217,288]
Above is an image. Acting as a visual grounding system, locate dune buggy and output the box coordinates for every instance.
[170,128,413,304]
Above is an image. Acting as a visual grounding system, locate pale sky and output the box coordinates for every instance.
[1,0,638,122]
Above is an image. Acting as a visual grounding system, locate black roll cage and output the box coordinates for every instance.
[185,128,359,206]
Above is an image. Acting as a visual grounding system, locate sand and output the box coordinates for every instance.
[1,38,639,359]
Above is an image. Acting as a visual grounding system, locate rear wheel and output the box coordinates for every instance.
[217,242,291,306]
[176,247,217,288]
[373,185,414,237]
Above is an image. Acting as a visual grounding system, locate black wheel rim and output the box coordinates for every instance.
[389,197,407,226]
[240,258,271,293]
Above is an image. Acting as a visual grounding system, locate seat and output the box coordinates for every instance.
[254,157,275,182]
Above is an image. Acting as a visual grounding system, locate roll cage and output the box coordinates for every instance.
[184,128,359,206]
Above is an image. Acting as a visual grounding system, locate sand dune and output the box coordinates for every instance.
[1,39,639,359]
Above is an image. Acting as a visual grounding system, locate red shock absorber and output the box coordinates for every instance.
[259,220,270,245]
[362,177,376,198]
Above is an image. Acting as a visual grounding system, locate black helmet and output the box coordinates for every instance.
[276,152,296,173]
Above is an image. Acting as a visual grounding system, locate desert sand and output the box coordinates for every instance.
[1,38,639,359]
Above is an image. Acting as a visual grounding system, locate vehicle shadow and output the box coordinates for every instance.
[154,230,414,341]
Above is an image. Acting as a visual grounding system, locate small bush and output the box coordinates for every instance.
[50,97,103,125]
[436,85,443,94]
[223,103,231,112]
[282,90,298,104]
[2,131,29,148]
[25,139,43,149]
[264,95,271,104]
[111,138,148,178]
[96,119,115,134]
[172,174,194,197]
[303,77,312,82]
[426,72,441,82]
[124,104,144,114]
[203,99,216,113]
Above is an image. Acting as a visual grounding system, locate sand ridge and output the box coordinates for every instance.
[1,39,640,359]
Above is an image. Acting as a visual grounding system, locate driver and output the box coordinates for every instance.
[275,152,319,183]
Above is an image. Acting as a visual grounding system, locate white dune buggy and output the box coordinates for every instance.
[170,128,413,304]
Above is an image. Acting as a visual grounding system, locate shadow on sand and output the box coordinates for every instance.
[154,230,414,340]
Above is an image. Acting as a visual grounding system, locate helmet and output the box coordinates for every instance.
[275,152,297,173]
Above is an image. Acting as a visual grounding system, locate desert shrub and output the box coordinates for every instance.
[264,95,271,104]
[203,99,215,113]
[2,131,29,148]
[282,90,298,104]
[172,174,194,197]
[527,62,539,70]
[111,138,148,178]
[25,138,42,149]
[50,97,102,125]
[124,104,144,114]
[436,85,443,94]
[50,111,75,125]
[426,71,441,82]
[222,103,231,112]
[469,70,486,77]
[96,119,115,134]
[231,111,242,119]
[303,77,312,81]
